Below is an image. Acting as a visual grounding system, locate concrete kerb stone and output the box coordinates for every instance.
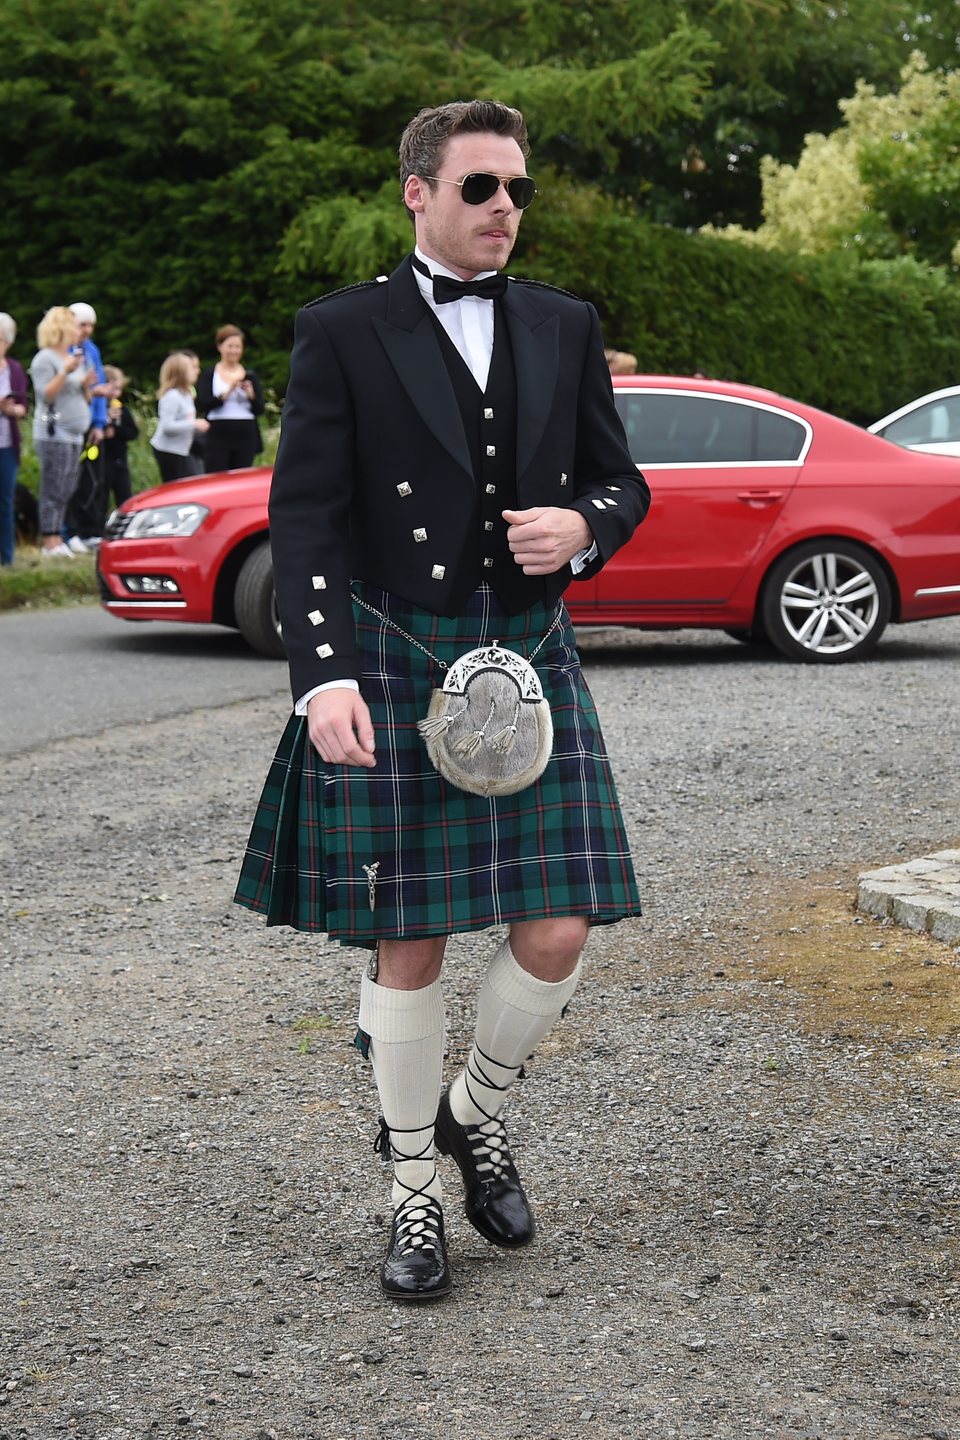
[858,849,960,947]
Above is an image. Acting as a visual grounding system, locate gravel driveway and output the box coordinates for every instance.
[3,620,959,1440]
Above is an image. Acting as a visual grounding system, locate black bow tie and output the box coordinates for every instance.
[412,257,508,304]
[431,272,508,304]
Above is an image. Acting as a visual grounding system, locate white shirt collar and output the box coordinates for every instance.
[413,245,497,287]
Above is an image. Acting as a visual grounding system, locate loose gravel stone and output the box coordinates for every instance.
[2,619,959,1439]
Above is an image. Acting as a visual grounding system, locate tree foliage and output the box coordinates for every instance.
[0,0,720,386]
[1,0,957,402]
[710,54,960,268]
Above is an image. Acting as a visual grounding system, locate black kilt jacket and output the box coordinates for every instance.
[269,254,651,702]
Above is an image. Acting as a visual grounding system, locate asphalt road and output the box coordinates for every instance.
[0,603,289,755]
[4,601,960,1438]
[6,600,960,757]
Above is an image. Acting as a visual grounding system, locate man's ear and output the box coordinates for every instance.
[404,175,428,214]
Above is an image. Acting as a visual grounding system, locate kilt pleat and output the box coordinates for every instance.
[234,583,641,946]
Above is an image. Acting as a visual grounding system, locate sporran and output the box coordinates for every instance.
[351,592,560,797]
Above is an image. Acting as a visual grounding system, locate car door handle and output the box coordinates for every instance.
[737,490,784,506]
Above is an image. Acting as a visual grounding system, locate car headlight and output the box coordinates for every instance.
[123,504,210,538]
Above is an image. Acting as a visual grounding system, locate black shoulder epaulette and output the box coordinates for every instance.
[303,278,386,309]
[508,276,583,302]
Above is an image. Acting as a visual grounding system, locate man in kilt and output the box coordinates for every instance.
[236,99,650,1301]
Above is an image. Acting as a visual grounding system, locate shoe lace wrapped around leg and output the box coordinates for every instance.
[462,1043,524,1181]
[375,1117,443,1255]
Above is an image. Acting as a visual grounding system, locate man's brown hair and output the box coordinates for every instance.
[399,99,530,211]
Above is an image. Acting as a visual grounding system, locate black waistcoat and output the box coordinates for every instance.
[429,308,548,614]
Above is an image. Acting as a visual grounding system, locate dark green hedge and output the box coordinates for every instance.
[517,195,960,426]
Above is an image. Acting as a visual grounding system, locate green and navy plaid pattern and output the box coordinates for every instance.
[235,583,641,946]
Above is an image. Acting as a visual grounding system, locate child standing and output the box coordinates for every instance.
[102,365,139,511]
[150,352,209,482]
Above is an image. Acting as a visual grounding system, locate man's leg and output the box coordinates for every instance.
[436,917,587,1247]
[358,937,450,1300]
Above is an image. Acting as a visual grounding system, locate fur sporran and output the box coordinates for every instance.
[417,644,553,797]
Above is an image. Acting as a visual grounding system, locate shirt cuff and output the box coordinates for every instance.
[570,541,599,575]
[295,679,360,715]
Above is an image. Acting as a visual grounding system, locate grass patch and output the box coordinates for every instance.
[0,551,99,612]
[292,1012,333,1055]
[714,880,960,1095]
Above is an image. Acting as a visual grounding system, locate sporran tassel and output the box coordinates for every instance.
[453,730,485,758]
[418,712,456,739]
[452,696,498,757]
[487,702,521,754]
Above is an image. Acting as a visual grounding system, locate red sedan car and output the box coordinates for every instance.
[98,375,960,663]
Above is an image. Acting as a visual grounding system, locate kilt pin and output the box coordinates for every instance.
[234,238,650,1302]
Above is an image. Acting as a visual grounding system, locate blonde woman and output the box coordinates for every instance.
[150,352,209,482]
[29,306,95,557]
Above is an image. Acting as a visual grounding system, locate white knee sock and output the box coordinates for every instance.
[358,972,445,1211]
[449,937,582,1127]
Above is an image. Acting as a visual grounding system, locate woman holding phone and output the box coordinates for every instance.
[29,307,95,557]
[196,324,265,473]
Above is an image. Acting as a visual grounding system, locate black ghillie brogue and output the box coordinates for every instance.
[375,1118,451,1301]
[434,1089,535,1249]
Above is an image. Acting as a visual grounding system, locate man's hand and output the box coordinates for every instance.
[307,688,376,768]
[502,506,592,575]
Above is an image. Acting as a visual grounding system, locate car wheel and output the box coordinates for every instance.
[234,541,285,658]
[761,540,891,663]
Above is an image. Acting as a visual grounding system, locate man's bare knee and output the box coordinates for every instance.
[508,917,588,981]
[375,936,448,989]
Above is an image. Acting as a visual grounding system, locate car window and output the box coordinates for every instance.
[882,395,960,446]
[615,392,807,464]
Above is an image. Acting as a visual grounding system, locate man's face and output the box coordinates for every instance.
[405,132,528,279]
[76,321,94,341]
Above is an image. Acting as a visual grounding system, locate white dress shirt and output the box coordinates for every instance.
[410,246,497,390]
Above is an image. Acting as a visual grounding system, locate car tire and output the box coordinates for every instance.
[761,540,891,664]
[234,541,285,658]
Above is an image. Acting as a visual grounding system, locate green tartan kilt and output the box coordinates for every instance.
[234,582,641,946]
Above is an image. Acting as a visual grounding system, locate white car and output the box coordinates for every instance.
[868,385,960,457]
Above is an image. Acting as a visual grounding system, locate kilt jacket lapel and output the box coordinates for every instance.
[269,254,650,704]
[373,264,473,481]
[501,280,560,482]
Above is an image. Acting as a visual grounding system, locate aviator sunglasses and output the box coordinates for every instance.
[423,171,538,209]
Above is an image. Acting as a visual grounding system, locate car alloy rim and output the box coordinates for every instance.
[779,552,880,654]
